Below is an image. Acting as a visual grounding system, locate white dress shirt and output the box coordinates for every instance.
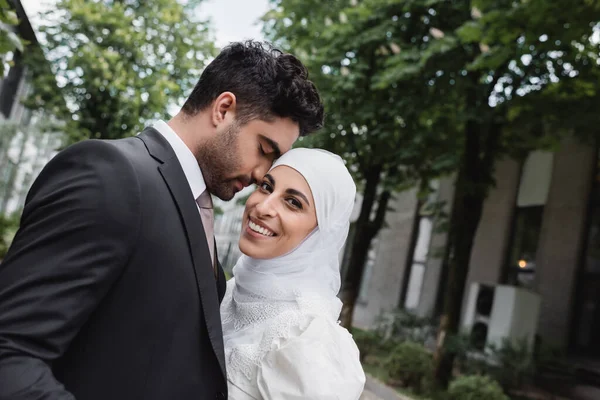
[152,120,207,204]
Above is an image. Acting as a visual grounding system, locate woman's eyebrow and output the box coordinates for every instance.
[285,188,310,206]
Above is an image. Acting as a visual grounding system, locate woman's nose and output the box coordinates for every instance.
[255,196,276,217]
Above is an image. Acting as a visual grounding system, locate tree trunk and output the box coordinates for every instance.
[432,116,503,387]
[431,165,484,387]
[339,164,391,329]
[339,226,374,328]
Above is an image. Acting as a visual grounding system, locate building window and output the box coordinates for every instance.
[505,151,554,289]
[505,206,544,288]
[357,237,378,304]
[400,180,440,310]
[404,216,433,309]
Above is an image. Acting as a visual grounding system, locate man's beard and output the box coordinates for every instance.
[196,122,243,201]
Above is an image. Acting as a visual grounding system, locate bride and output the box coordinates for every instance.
[221,147,366,399]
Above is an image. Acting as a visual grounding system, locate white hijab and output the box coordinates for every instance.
[221,147,356,380]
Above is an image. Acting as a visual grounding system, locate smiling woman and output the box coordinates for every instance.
[221,147,365,400]
[239,165,317,259]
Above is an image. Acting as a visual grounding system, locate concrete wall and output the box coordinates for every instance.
[464,158,521,291]
[458,157,521,327]
[353,188,418,329]
[536,139,596,347]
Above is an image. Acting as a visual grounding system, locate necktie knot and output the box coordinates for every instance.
[197,190,213,209]
[197,190,215,271]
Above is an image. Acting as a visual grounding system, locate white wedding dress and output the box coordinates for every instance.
[221,280,366,400]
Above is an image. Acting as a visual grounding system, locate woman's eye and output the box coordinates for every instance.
[286,198,303,209]
[260,182,272,192]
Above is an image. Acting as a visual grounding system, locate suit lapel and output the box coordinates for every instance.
[137,128,226,379]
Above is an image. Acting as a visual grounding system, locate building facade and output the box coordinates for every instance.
[355,137,600,357]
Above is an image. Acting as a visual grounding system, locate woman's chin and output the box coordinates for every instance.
[238,238,266,259]
[238,237,287,260]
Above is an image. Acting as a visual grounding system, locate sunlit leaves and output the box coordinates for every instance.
[0,0,26,76]
[24,0,216,143]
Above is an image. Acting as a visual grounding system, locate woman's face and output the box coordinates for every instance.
[239,165,317,259]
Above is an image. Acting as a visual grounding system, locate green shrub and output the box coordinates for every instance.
[486,338,535,391]
[375,309,437,344]
[447,375,509,400]
[448,334,537,392]
[352,328,383,362]
[383,341,432,393]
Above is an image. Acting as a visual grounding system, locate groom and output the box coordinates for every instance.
[0,41,323,400]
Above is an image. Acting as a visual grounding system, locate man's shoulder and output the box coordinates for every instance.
[58,135,139,156]
[63,135,151,167]
[40,138,148,188]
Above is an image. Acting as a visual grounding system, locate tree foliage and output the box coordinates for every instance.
[264,0,600,388]
[0,211,19,259]
[263,0,459,329]
[0,0,25,76]
[24,0,216,143]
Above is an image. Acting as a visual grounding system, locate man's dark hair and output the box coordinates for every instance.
[182,40,324,136]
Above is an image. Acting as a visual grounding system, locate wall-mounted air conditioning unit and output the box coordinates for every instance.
[462,283,541,353]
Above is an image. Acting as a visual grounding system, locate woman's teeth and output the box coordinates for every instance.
[249,220,274,237]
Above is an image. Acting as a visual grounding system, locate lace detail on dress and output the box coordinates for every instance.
[226,309,304,381]
[221,279,342,381]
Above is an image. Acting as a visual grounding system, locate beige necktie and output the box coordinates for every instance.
[196,190,215,268]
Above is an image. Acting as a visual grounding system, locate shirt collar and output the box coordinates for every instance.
[152,120,206,199]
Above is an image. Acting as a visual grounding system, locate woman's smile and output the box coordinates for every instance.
[245,217,276,238]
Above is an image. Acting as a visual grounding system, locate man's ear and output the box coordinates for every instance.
[211,92,237,127]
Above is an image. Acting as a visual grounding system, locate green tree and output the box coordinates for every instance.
[24,0,216,143]
[371,0,600,388]
[0,0,25,76]
[263,0,458,328]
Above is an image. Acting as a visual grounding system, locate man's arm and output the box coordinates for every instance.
[0,140,141,399]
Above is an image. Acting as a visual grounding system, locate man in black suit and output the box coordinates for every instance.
[0,41,324,400]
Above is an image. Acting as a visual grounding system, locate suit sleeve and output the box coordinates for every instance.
[0,140,141,400]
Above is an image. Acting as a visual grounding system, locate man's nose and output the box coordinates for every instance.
[251,160,272,185]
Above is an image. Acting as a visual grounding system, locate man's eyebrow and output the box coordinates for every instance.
[259,134,281,159]
[264,173,275,185]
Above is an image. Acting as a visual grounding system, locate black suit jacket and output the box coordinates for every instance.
[0,128,227,400]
